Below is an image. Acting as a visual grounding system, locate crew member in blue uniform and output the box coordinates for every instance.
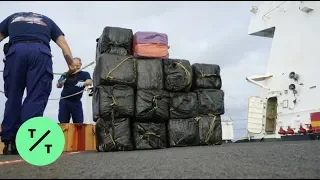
[57,57,92,124]
[0,12,75,155]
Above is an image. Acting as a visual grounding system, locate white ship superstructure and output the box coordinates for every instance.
[246,1,320,140]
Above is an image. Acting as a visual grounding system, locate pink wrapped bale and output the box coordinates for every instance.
[133,31,169,59]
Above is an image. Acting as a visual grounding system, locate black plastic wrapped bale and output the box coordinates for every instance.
[137,59,163,90]
[198,115,222,145]
[168,118,200,147]
[169,92,198,119]
[92,85,134,122]
[95,118,133,152]
[96,26,133,56]
[93,66,100,87]
[164,59,192,92]
[95,53,136,86]
[196,89,225,116]
[95,38,100,61]
[133,122,167,150]
[135,90,170,122]
[192,63,222,89]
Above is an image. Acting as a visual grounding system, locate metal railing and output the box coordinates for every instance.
[262,1,287,20]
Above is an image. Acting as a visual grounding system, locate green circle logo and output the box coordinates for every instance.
[15,117,65,166]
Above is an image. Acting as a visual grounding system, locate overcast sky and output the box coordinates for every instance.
[0,1,272,139]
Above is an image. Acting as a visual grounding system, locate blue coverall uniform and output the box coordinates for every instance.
[0,12,64,145]
[58,71,91,123]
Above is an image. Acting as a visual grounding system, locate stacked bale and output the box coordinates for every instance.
[96,27,133,56]
[133,31,170,150]
[164,59,201,147]
[93,26,225,152]
[93,26,135,152]
[192,63,224,145]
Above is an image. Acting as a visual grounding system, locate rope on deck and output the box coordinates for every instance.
[0,60,96,100]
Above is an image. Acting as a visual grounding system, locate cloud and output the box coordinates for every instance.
[0,1,271,139]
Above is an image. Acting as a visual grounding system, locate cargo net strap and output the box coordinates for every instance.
[205,114,217,144]
[135,92,162,118]
[175,62,192,89]
[95,90,119,149]
[152,96,159,110]
[138,131,161,144]
[98,108,119,151]
[111,95,117,106]
[109,108,117,147]
[195,113,217,145]
[200,71,220,78]
[105,56,136,84]
[204,91,214,105]
[139,95,160,117]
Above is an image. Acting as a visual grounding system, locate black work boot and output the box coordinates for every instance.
[3,141,18,155]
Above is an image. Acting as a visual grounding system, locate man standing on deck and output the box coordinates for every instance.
[0,12,76,155]
[57,57,92,124]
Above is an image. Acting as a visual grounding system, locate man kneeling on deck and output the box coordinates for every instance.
[57,57,92,123]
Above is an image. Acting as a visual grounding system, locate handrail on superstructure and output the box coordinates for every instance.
[262,1,287,20]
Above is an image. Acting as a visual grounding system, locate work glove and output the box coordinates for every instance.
[75,81,85,88]
[58,72,67,84]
